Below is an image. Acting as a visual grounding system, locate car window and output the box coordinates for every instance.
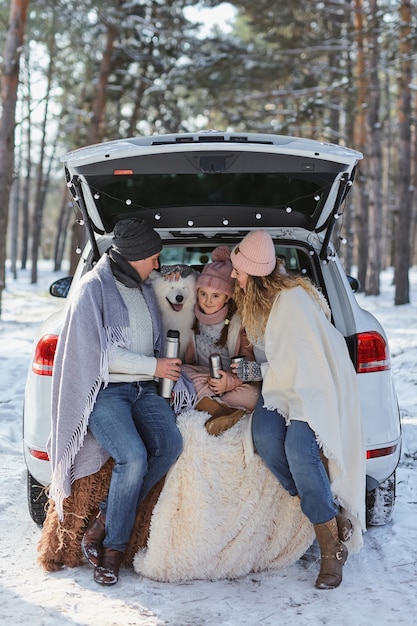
[159,244,315,278]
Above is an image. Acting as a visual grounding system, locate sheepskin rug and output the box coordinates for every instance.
[133,409,315,582]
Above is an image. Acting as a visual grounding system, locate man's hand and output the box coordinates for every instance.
[155,358,182,381]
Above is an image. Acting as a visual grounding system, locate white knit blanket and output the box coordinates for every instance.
[133,410,315,582]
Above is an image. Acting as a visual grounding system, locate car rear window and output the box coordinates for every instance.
[160,244,315,279]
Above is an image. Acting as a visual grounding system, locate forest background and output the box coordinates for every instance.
[0,0,416,318]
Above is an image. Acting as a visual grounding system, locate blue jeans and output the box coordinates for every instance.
[88,380,183,552]
[252,395,337,524]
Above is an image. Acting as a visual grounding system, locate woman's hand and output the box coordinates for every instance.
[231,359,263,382]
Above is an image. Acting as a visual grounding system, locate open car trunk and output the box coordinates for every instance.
[62,132,362,262]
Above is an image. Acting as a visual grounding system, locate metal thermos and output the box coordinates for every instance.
[209,353,223,379]
[231,355,244,368]
[158,329,180,398]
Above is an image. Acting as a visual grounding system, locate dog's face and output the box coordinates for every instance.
[150,269,197,314]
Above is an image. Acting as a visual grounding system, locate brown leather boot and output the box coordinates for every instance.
[320,453,353,544]
[336,512,353,542]
[314,518,348,589]
[81,511,106,568]
[196,396,236,418]
[94,548,124,585]
[205,409,245,436]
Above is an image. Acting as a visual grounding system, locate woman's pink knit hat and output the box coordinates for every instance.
[232,230,276,276]
[196,246,235,297]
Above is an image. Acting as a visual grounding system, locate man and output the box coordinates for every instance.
[48,218,183,585]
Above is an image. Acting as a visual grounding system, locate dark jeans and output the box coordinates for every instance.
[88,380,183,552]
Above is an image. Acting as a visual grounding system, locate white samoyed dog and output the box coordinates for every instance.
[150,265,198,359]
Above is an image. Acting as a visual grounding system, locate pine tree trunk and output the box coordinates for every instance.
[0,0,30,317]
[365,0,383,296]
[353,0,369,293]
[394,0,413,305]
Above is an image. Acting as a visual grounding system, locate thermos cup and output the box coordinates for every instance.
[158,329,180,398]
[209,353,223,379]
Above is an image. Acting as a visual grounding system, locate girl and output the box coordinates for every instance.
[180,246,260,433]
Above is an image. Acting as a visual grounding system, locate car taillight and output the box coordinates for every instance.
[356,331,390,373]
[29,448,50,461]
[366,445,398,459]
[32,334,58,376]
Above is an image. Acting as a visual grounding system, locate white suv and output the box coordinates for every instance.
[23,131,401,526]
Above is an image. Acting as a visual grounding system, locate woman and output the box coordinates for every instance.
[230,229,366,590]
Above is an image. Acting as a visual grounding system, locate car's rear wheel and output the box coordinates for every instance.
[366,471,396,527]
[27,471,48,526]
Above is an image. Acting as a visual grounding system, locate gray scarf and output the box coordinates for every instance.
[109,248,163,356]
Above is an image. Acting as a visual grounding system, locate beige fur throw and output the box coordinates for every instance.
[133,409,315,582]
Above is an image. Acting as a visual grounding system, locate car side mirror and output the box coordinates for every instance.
[347,275,360,293]
[49,276,73,298]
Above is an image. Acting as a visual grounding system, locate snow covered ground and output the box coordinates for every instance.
[0,261,416,625]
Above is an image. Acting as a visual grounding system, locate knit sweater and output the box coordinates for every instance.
[108,282,157,382]
[184,313,253,372]
[181,312,260,412]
